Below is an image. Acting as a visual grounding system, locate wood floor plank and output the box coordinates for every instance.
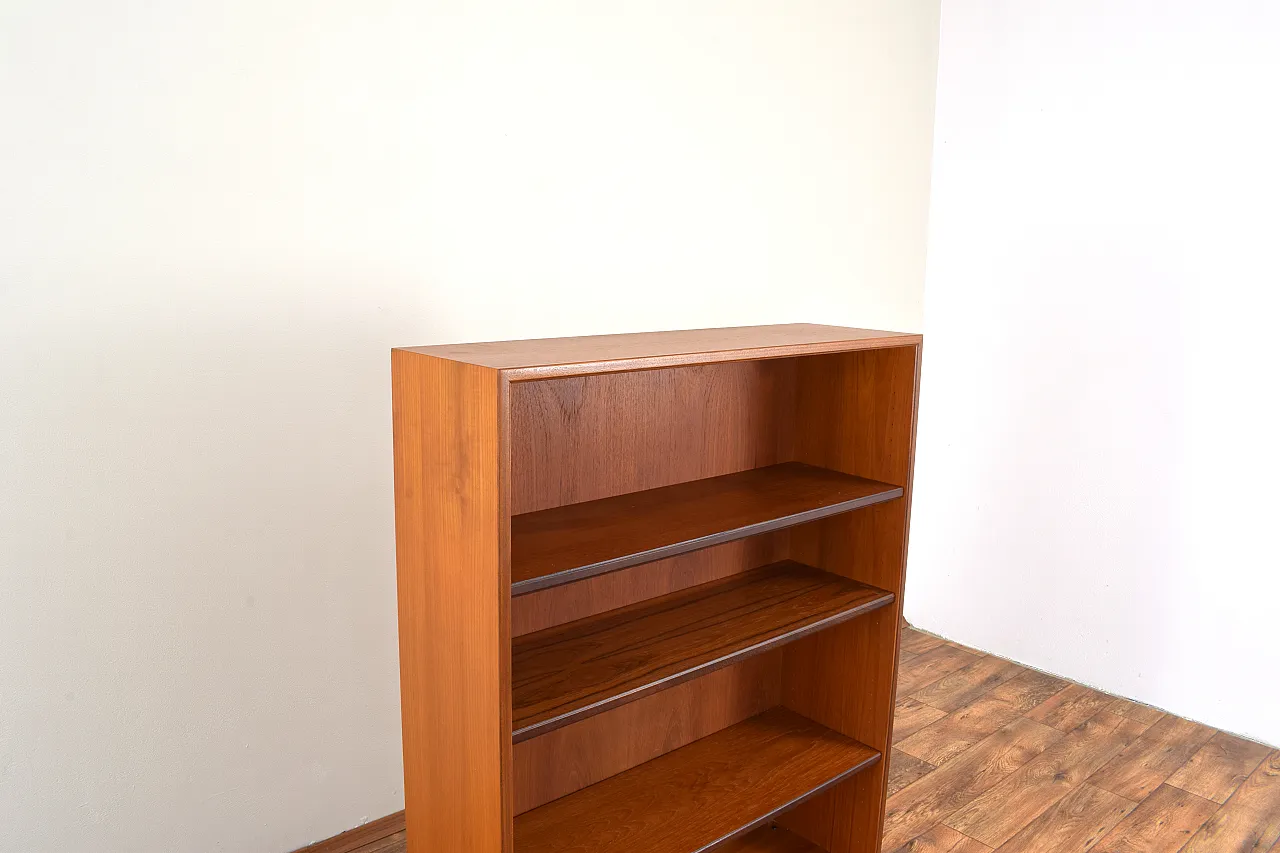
[1106,697,1167,727]
[1180,751,1280,853]
[943,711,1147,848]
[886,823,964,852]
[1025,684,1116,732]
[901,627,947,656]
[880,717,1062,850]
[909,656,1025,713]
[896,644,983,699]
[896,695,1023,767]
[894,697,950,745]
[353,831,405,853]
[293,812,405,853]
[884,824,973,853]
[1167,731,1273,804]
[949,839,993,853]
[889,748,937,796]
[991,783,1136,853]
[989,669,1071,713]
[1089,714,1217,801]
[1091,784,1220,853]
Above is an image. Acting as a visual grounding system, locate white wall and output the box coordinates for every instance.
[0,2,940,850]
[908,0,1280,746]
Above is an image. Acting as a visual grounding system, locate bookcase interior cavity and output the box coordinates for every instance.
[392,326,921,853]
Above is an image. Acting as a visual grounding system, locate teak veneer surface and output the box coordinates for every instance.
[718,826,827,852]
[390,352,510,853]
[512,707,880,853]
[403,323,920,378]
[512,656,782,815]
[511,561,894,741]
[511,462,901,595]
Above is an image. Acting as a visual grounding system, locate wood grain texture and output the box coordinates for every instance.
[948,838,994,853]
[1092,784,1220,853]
[291,812,406,853]
[509,360,795,515]
[355,831,404,853]
[896,644,983,698]
[988,669,1071,713]
[880,717,1064,849]
[402,323,920,379]
[510,359,794,633]
[888,749,937,796]
[512,655,780,815]
[896,695,1024,767]
[944,711,1149,848]
[1167,731,1274,804]
[512,708,880,853]
[1025,684,1118,733]
[992,783,1137,853]
[885,824,988,853]
[1089,713,1218,801]
[391,351,509,853]
[512,535,785,637]
[776,345,922,853]
[511,462,900,594]
[893,698,950,745]
[716,825,825,852]
[1105,697,1168,727]
[511,561,891,741]
[901,627,948,656]
[1180,751,1280,853]
[908,656,1025,713]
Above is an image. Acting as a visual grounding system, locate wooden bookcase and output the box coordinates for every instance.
[391,324,922,853]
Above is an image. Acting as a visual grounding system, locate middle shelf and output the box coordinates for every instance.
[511,560,894,742]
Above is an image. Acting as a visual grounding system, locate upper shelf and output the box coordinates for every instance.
[513,706,879,853]
[511,462,902,596]
[398,323,921,380]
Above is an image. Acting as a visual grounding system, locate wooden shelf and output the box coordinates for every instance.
[513,707,880,853]
[512,561,894,742]
[393,326,921,851]
[719,826,825,852]
[512,462,902,595]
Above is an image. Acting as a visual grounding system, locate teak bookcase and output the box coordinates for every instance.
[391,324,922,853]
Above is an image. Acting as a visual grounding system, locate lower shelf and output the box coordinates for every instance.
[513,706,880,853]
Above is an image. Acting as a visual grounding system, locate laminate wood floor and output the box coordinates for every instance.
[297,627,1280,853]
[885,628,1279,853]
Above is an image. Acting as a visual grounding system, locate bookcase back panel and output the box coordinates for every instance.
[511,653,782,815]
[511,532,787,637]
[510,359,796,515]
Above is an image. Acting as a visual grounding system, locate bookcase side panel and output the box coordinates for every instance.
[778,344,922,853]
[392,351,511,853]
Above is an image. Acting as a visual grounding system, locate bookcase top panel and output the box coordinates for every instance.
[398,323,920,379]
